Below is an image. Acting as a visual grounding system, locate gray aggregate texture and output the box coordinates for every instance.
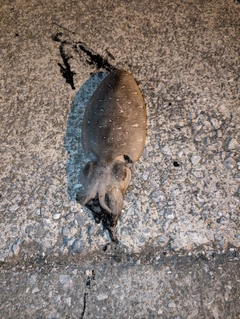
[0,0,240,318]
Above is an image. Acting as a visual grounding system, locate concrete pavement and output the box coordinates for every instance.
[0,0,240,317]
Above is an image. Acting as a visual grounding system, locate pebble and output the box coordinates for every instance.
[28,275,37,285]
[162,220,171,231]
[54,295,61,303]
[59,275,71,285]
[97,293,108,301]
[142,171,149,181]
[135,235,146,247]
[150,190,166,203]
[161,145,172,156]
[72,269,78,275]
[62,227,72,237]
[168,301,176,308]
[166,213,175,220]
[210,118,221,129]
[228,138,240,150]
[52,213,61,220]
[234,174,240,183]
[120,227,130,236]
[65,297,71,306]
[224,157,236,169]
[158,235,168,244]
[11,238,20,256]
[190,155,201,165]
[32,287,40,294]
[194,131,205,142]
[218,104,229,114]
[171,188,180,196]
[71,239,85,253]
[202,120,212,131]
[9,205,19,212]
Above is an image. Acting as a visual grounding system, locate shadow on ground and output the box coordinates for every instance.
[64,72,108,201]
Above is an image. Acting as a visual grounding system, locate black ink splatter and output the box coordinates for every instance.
[58,41,76,90]
[80,292,87,319]
[173,161,180,167]
[52,33,76,90]
[80,270,95,318]
[52,31,115,90]
[76,42,115,72]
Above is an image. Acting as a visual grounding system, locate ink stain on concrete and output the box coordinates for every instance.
[52,32,115,90]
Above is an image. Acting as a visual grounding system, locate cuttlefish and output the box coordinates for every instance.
[76,69,147,242]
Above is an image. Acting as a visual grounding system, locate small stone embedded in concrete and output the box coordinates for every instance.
[65,212,75,221]
[234,174,240,183]
[135,235,146,247]
[54,295,61,303]
[228,138,240,150]
[65,297,71,306]
[168,301,176,308]
[223,157,236,169]
[194,131,206,142]
[71,239,85,253]
[171,188,180,196]
[141,170,149,181]
[28,275,37,285]
[11,238,20,256]
[150,190,166,203]
[202,120,212,131]
[158,235,168,244]
[59,275,71,285]
[218,104,229,114]
[32,287,40,294]
[161,144,172,156]
[9,205,19,212]
[52,213,61,220]
[162,220,171,231]
[190,155,201,165]
[72,269,78,275]
[210,118,221,129]
[62,227,72,237]
[97,293,108,301]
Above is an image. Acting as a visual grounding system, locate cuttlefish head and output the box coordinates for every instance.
[76,156,132,242]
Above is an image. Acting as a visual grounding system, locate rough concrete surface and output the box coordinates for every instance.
[0,0,240,318]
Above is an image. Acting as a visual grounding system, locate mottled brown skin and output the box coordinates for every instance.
[76,69,147,242]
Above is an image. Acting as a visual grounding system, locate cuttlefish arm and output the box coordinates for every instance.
[76,156,132,238]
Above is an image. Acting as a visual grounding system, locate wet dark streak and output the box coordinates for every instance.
[80,292,87,319]
[77,43,114,72]
[80,270,95,318]
[52,33,76,90]
[52,31,115,90]
[58,41,76,90]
